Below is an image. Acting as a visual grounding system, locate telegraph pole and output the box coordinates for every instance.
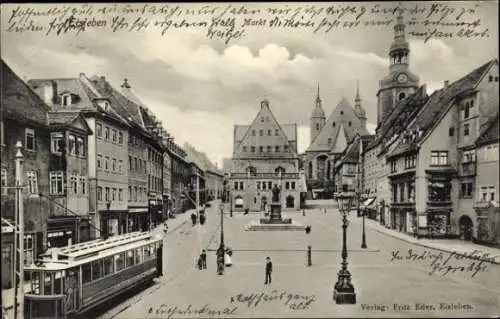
[196,174,200,222]
[13,141,25,319]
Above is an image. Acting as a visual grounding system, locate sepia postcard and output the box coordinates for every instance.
[1,1,499,318]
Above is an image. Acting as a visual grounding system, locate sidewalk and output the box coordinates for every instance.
[365,218,500,264]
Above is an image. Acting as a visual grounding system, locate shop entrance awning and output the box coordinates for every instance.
[360,197,376,210]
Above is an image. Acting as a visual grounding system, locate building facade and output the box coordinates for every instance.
[228,99,301,211]
[303,84,369,199]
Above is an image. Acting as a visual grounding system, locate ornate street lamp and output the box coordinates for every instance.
[360,191,368,249]
[333,192,356,304]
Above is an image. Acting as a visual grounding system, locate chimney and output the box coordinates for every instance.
[121,78,131,89]
[444,80,449,88]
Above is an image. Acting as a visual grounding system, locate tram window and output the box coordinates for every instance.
[126,250,135,266]
[144,246,151,260]
[43,272,53,295]
[82,263,92,284]
[115,253,125,272]
[53,271,62,294]
[135,248,143,263]
[150,244,156,256]
[91,259,103,280]
[29,271,40,294]
[103,256,114,276]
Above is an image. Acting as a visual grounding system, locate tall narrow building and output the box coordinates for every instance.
[376,14,419,128]
[310,84,326,144]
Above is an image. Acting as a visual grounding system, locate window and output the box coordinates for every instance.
[390,161,396,173]
[284,145,289,152]
[463,123,470,136]
[332,122,336,127]
[97,187,102,201]
[275,146,280,152]
[115,253,125,272]
[96,123,102,137]
[105,187,110,201]
[112,188,117,201]
[104,126,110,140]
[68,135,76,155]
[490,186,496,201]
[328,138,332,145]
[404,155,417,169]
[448,127,454,137]
[118,160,123,173]
[489,75,493,82]
[0,120,4,145]
[243,146,247,152]
[118,189,123,201]
[431,151,448,165]
[259,146,263,153]
[259,130,263,136]
[285,182,290,190]
[399,92,406,100]
[462,150,476,163]
[267,146,271,152]
[134,186,138,201]
[348,121,352,126]
[257,181,261,190]
[129,156,132,170]
[252,130,256,136]
[25,128,35,151]
[118,132,123,145]
[460,182,473,198]
[251,146,255,153]
[316,123,320,131]
[268,181,272,189]
[291,182,296,190]
[267,130,271,136]
[260,117,264,122]
[49,171,64,195]
[400,183,405,202]
[239,181,244,190]
[464,103,470,119]
[51,133,64,153]
[105,157,109,171]
[62,94,71,106]
[135,157,138,171]
[428,180,451,202]
[26,171,38,196]
[76,137,85,156]
[1,168,7,196]
[70,173,78,194]
[340,111,344,115]
[80,176,86,195]
[275,129,279,136]
[128,186,132,201]
[112,158,117,172]
[126,250,135,267]
[112,129,117,142]
[97,154,102,169]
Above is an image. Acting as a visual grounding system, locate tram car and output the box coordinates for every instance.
[23,231,163,318]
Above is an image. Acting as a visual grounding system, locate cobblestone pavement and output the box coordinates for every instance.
[106,203,500,318]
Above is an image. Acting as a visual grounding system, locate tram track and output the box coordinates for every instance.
[97,212,223,319]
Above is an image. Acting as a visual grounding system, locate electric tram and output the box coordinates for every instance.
[23,231,163,318]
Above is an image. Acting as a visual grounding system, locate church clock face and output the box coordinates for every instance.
[397,73,408,83]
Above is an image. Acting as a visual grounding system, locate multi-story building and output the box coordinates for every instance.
[303,85,369,199]
[46,111,93,245]
[169,141,189,213]
[474,114,499,246]
[184,142,207,208]
[386,59,498,238]
[29,74,131,239]
[1,60,55,288]
[228,99,301,211]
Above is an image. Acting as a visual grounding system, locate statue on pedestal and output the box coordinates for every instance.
[272,185,281,203]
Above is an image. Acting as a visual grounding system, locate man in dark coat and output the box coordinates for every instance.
[201,249,207,269]
[265,256,273,285]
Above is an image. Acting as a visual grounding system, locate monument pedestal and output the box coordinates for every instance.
[245,201,305,231]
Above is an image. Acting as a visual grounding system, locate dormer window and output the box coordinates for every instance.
[62,94,71,107]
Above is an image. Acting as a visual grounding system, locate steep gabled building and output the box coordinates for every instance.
[304,84,369,199]
[229,99,301,211]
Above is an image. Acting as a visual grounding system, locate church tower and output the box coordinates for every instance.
[354,80,367,129]
[376,14,419,127]
[310,83,326,144]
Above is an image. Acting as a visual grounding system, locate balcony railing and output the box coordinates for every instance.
[229,172,299,179]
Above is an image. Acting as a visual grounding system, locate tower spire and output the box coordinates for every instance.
[316,83,321,103]
[355,80,360,102]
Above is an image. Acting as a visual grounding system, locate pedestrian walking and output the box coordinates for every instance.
[197,255,203,270]
[323,208,326,214]
[264,256,273,285]
[201,249,207,269]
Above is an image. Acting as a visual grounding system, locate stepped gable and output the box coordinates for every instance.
[1,60,50,125]
[234,99,297,157]
[388,59,496,158]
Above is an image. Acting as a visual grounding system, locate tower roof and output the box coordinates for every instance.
[311,83,325,118]
[390,13,409,53]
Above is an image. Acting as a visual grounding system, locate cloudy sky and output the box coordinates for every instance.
[1,2,498,166]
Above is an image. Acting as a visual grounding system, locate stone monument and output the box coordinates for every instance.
[269,185,283,223]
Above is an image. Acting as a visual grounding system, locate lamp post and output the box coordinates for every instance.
[229,189,233,217]
[333,192,356,304]
[360,191,367,249]
[217,203,225,275]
